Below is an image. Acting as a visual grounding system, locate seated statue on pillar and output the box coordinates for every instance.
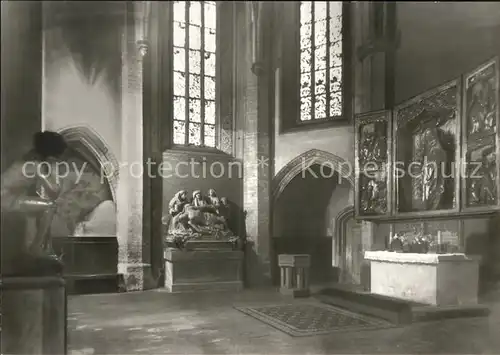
[163,188,239,249]
[1,131,70,276]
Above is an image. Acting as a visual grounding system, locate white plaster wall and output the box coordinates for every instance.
[40,9,124,239]
[41,26,122,161]
[274,126,354,177]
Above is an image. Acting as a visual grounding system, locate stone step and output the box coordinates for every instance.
[315,286,414,325]
[316,286,490,325]
[411,304,490,322]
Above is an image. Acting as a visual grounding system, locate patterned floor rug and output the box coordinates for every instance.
[234,303,395,337]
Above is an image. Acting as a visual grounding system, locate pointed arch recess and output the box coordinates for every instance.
[57,125,119,203]
[272,149,354,204]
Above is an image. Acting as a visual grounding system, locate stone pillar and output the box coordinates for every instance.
[352,2,372,115]
[352,2,399,255]
[352,2,398,112]
[352,3,400,288]
[236,3,273,286]
[1,1,43,272]
[1,1,42,169]
[116,2,152,291]
[1,4,66,353]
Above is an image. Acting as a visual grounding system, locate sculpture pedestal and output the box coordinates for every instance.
[278,254,311,298]
[0,276,67,354]
[365,251,481,306]
[164,245,244,293]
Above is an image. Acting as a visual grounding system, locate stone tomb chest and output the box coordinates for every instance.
[163,189,244,293]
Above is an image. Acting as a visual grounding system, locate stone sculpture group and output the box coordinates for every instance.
[164,189,238,247]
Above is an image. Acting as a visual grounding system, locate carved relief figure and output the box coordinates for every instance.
[367,179,379,203]
[0,131,69,275]
[410,117,452,211]
[358,121,387,167]
[192,190,207,207]
[470,146,497,205]
[207,188,220,207]
[168,189,188,216]
[172,203,210,233]
[467,71,497,135]
[217,197,231,230]
[360,171,387,215]
[204,189,223,226]
[359,124,375,165]
[164,189,237,246]
[423,127,447,210]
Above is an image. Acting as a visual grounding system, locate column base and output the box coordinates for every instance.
[118,263,155,292]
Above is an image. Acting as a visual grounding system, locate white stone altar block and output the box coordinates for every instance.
[364,251,481,306]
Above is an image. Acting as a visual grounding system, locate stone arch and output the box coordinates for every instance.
[334,205,357,281]
[335,205,355,231]
[57,125,119,203]
[272,149,354,204]
[333,205,354,265]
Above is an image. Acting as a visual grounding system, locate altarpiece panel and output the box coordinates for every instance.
[393,79,461,216]
[354,110,391,218]
[462,57,500,211]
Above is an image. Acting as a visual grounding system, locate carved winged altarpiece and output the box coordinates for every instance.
[355,57,500,224]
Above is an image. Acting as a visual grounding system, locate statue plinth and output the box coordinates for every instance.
[163,246,244,293]
[163,232,244,293]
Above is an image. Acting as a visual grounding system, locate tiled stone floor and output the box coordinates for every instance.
[69,288,500,354]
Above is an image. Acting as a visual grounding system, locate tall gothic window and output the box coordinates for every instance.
[172,1,217,147]
[299,1,344,122]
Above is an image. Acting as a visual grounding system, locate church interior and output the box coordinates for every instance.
[1,1,500,354]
